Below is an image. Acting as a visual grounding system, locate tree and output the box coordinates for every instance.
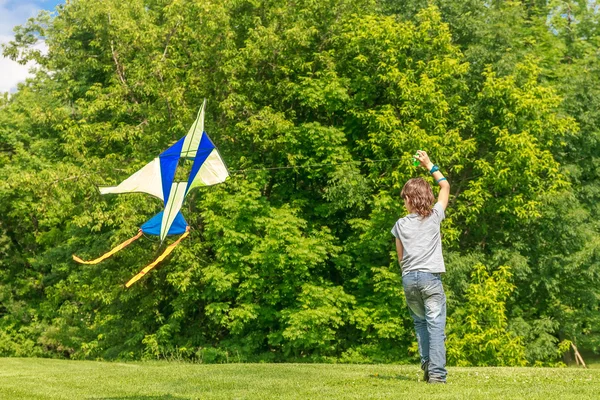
[0,0,592,363]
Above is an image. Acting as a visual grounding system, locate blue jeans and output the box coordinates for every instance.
[402,271,447,382]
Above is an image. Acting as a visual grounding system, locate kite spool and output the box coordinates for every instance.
[412,150,422,167]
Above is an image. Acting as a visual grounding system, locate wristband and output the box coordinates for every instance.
[436,177,447,183]
[429,165,439,174]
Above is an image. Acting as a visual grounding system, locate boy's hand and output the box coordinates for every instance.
[415,150,434,171]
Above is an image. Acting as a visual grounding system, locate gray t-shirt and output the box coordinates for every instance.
[390,202,446,276]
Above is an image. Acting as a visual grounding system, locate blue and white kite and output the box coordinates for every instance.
[73,100,229,287]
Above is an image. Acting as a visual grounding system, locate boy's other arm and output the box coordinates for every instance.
[395,238,403,266]
[416,150,450,211]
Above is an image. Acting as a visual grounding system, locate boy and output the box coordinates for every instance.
[391,150,450,384]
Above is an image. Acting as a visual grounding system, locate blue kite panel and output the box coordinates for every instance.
[159,137,185,206]
[141,211,188,236]
[186,132,216,193]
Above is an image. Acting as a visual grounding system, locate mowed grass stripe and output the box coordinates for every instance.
[0,358,598,400]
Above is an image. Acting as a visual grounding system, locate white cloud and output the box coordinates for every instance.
[0,1,50,93]
[0,54,35,93]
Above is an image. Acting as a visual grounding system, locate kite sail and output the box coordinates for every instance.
[73,99,229,287]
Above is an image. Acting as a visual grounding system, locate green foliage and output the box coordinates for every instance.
[0,0,598,365]
[280,284,354,356]
[447,264,527,367]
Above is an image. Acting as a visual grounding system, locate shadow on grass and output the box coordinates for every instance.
[368,373,415,381]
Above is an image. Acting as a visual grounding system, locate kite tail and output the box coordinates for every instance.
[72,230,143,265]
[125,227,190,288]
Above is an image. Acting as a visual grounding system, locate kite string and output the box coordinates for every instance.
[90,158,404,186]
[229,157,403,174]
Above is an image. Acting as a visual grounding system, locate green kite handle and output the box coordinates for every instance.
[412,150,421,167]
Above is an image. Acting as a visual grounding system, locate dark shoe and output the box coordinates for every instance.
[427,378,446,384]
[421,361,429,382]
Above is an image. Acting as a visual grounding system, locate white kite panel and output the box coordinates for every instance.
[99,158,164,200]
[187,149,229,191]
[181,99,206,159]
[160,182,188,241]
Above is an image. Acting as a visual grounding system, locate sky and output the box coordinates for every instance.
[0,0,64,93]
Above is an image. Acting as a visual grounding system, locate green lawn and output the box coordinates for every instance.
[0,358,598,400]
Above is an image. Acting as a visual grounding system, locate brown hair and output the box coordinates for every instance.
[401,178,435,217]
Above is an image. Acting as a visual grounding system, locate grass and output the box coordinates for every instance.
[0,358,599,400]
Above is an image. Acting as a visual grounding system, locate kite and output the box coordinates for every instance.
[73,99,229,287]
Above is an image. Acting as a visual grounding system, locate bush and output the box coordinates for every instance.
[447,264,527,366]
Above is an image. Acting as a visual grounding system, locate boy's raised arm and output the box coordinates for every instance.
[415,150,450,211]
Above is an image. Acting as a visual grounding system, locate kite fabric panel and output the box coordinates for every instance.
[185,132,216,192]
[158,136,185,207]
[141,211,188,236]
[181,99,206,158]
[187,149,229,190]
[160,181,189,241]
[98,158,164,200]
